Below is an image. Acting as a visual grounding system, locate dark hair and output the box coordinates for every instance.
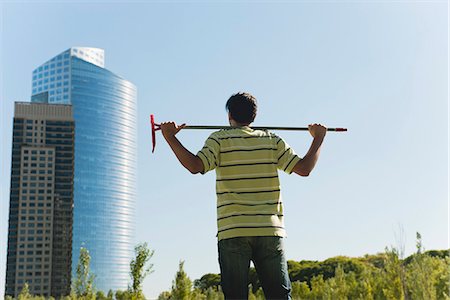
[225,92,258,125]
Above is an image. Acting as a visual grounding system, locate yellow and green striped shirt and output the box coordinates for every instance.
[196,127,301,241]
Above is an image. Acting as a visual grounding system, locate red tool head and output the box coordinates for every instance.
[150,114,160,153]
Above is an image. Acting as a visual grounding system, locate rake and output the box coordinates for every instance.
[150,114,347,153]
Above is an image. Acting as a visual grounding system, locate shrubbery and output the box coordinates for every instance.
[7,234,449,300]
[157,233,449,300]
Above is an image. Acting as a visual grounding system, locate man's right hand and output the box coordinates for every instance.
[160,122,186,140]
[308,123,327,139]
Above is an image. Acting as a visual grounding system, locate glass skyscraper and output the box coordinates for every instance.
[31,47,137,291]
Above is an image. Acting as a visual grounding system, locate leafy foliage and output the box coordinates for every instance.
[170,261,192,300]
[129,243,155,300]
[17,283,32,300]
[193,273,221,292]
[6,234,449,300]
[72,247,96,299]
[158,233,449,300]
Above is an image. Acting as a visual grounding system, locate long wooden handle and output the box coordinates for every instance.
[150,114,347,153]
[184,125,347,132]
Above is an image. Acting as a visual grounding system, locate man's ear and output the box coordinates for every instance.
[228,112,234,125]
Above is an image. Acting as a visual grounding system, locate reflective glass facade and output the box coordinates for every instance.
[31,48,137,292]
[32,48,105,105]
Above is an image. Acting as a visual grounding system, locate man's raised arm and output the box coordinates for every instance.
[292,123,327,177]
[160,122,204,174]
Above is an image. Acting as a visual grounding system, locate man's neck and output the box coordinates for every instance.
[230,120,251,127]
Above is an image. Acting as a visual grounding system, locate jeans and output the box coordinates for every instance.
[218,236,292,300]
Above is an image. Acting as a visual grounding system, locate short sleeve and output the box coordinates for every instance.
[196,133,220,174]
[276,136,301,174]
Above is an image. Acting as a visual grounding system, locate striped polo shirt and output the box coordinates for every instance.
[196,126,301,241]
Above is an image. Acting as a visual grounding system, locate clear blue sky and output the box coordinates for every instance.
[1,1,448,299]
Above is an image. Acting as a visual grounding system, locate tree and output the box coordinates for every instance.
[248,285,257,300]
[322,265,350,300]
[157,291,171,300]
[96,290,108,300]
[248,267,261,293]
[405,232,450,300]
[18,282,32,300]
[171,261,192,300]
[254,287,265,300]
[382,247,405,300]
[191,288,207,300]
[194,273,221,292]
[288,259,321,284]
[291,281,310,299]
[205,286,224,300]
[116,289,133,300]
[129,242,155,300]
[354,265,379,300]
[63,290,79,300]
[72,246,96,299]
[310,275,326,299]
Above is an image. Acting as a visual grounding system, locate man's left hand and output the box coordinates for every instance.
[160,122,186,139]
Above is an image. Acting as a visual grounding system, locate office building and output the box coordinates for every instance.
[30,47,137,291]
[5,102,75,298]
